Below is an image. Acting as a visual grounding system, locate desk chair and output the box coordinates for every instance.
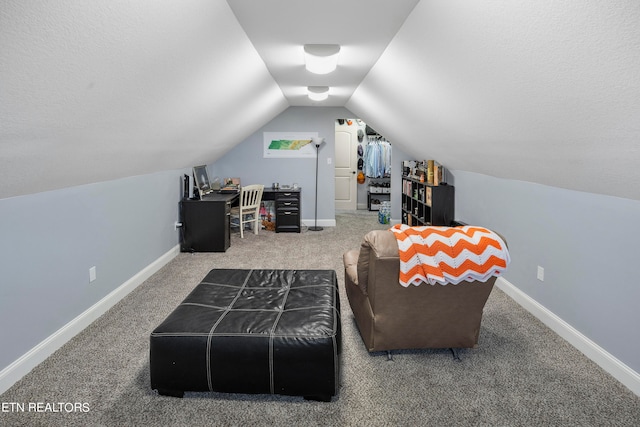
[230,184,264,238]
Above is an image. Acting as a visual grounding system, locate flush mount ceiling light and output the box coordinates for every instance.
[307,86,329,101]
[304,44,340,74]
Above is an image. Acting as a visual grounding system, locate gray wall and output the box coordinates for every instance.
[210,106,355,225]
[453,170,640,373]
[0,170,185,370]
[210,107,411,224]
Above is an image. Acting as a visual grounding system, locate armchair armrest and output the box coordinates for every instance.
[343,249,361,290]
[357,230,400,298]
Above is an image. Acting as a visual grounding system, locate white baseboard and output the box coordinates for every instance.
[496,277,640,397]
[302,218,337,228]
[0,245,180,395]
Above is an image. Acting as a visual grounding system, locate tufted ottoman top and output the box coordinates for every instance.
[150,269,341,400]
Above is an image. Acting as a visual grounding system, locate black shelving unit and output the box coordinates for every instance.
[401,174,454,226]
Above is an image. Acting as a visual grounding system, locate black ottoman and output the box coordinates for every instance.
[150,269,341,401]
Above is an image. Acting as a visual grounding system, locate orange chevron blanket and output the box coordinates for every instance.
[390,224,510,287]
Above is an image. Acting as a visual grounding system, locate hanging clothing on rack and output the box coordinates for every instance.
[363,136,392,178]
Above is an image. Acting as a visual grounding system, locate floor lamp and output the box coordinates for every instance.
[309,137,325,231]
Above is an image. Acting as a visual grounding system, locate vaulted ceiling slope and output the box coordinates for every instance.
[347,0,640,201]
[2,1,639,202]
[0,0,288,199]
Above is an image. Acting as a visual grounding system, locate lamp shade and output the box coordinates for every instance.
[304,44,340,74]
[311,137,325,147]
[308,86,329,101]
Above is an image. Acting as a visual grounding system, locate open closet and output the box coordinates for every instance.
[334,119,392,213]
[362,131,392,211]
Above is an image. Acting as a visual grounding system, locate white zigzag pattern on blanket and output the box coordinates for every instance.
[395,226,504,248]
[398,246,508,283]
[392,225,510,286]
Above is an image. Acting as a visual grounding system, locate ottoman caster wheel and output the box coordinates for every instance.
[304,395,332,402]
[157,389,184,398]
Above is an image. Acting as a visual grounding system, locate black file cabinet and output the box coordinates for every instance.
[274,190,301,233]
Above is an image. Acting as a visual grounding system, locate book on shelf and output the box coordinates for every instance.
[434,162,446,186]
[427,160,434,185]
[403,179,413,195]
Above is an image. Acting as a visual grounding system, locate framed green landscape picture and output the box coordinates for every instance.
[263,132,318,158]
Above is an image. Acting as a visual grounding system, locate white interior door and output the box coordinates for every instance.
[334,123,358,210]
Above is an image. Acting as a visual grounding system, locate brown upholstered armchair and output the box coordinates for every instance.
[343,229,500,359]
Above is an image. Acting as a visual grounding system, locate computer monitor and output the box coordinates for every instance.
[193,165,212,197]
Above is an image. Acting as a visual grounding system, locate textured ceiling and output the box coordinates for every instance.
[347,0,640,200]
[0,0,288,198]
[227,0,419,106]
[1,0,639,201]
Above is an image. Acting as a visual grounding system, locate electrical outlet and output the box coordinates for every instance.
[537,266,544,281]
[89,266,97,283]
[327,157,332,165]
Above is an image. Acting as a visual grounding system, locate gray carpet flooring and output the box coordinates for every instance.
[1,210,639,426]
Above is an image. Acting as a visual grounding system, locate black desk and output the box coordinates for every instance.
[180,192,239,252]
[180,187,301,252]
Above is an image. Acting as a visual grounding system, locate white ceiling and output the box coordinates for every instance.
[1,0,640,201]
[0,0,289,198]
[227,0,420,106]
[346,0,640,200]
